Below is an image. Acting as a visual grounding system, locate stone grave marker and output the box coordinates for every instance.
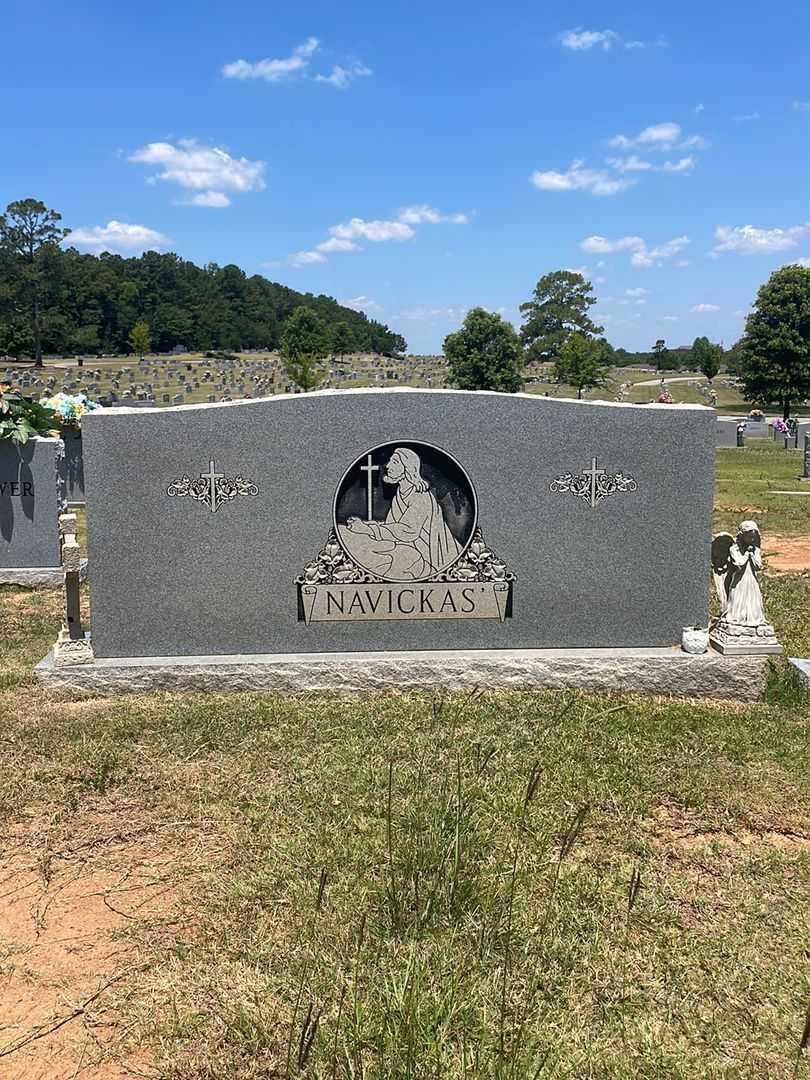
[1,436,73,586]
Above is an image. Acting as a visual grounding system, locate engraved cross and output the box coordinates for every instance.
[584,457,605,508]
[360,453,379,522]
[201,459,224,514]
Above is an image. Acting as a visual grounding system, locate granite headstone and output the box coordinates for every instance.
[80,389,716,659]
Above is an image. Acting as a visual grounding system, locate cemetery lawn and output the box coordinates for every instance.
[715,441,810,539]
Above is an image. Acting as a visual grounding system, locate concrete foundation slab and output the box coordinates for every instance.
[1,559,87,588]
[34,645,770,700]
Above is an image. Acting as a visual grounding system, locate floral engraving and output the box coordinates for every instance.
[296,530,381,586]
[167,459,258,514]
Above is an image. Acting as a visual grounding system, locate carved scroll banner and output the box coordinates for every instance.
[299,580,511,625]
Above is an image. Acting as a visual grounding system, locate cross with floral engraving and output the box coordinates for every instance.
[549,456,637,508]
[167,458,259,513]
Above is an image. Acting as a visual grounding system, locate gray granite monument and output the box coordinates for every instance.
[1,436,66,586]
[34,389,770,697]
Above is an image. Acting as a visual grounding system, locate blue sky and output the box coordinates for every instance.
[3,0,810,354]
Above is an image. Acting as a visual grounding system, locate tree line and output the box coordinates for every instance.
[443,266,810,418]
[0,199,407,364]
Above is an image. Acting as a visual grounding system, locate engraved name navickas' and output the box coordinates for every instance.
[297,445,514,625]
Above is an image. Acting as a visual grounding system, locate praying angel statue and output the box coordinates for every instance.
[710,519,781,654]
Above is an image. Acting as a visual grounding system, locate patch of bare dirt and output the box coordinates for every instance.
[645,799,810,852]
[764,535,810,572]
[0,808,181,1079]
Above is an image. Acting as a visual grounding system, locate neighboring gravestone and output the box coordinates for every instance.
[716,419,744,448]
[57,428,86,505]
[1,436,65,586]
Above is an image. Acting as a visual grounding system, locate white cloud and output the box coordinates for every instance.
[329,217,415,243]
[531,161,633,196]
[626,287,649,297]
[662,156,696,173]
[711,223,810,257]
[129,140,265,206]
[663,315,680,321]
[632,236,690,268]
[190,190,231,208]
[695,103,705,113]
[606,154,654,172]
[608,153,695,174]
[580,235,645,254]
[397,204,469,225]
[609,122,680,150]
[559,28,619,50]
[222,38,319,82]
[67,221,170,254]
[735,111,761,122]
[316,236,359,253]
[691,303,720,312]
[580,233,689,268]
[341,295,381,312]
[792,101,810,112]
[290,205,465,267]
[623,38,666,49]
[314,63,372,89]
[794,257,810,268]
[608,122,707,154]
[289,250,327,267]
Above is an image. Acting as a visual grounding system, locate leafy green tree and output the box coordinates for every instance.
[739,265,810,419]
[691,336,723,381]
[552,332,610,399]
[651,339,678,372]
[380,331,407,358]
[519,271,603,362]
[280,306,329,391]
[0,199,69,367]
[443,307,523,392]
[128,320,151,359]
[330,321,355,361]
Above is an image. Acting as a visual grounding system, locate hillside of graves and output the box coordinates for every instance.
[0,439,808,1079]
[3,351,762,412]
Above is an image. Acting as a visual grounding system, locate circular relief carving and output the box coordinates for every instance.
[333,441,478,583]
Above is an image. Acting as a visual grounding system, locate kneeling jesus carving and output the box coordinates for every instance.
[341,447,460,579]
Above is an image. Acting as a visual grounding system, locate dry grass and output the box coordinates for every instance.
[0,667,809,1078]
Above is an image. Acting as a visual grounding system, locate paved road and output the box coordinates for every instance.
[633,375,708,387]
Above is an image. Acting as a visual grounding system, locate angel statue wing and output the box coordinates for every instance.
[711,532,735,611]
